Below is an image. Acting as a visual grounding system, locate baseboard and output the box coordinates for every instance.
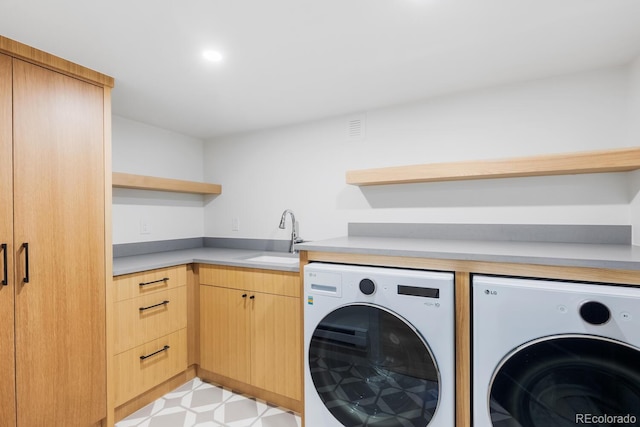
[197,367,303,414]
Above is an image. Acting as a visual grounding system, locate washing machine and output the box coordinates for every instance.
[303,263,455,427]
[473,275,640,427]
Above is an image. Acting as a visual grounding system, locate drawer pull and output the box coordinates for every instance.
[139,277,169,287]
[1,243,7,286]
[22,243,29,284]
[139,300,170,312]
[140,345,170,360]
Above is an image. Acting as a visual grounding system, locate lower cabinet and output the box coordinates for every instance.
[200,286,251,384]
[114,329,188,405]
[110,263,302,417]
[112,266,188,407]
[199,265,302,408]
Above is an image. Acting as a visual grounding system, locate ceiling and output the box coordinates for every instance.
[2,0,640,140]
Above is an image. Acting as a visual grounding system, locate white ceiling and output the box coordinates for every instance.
[2,0,640,139]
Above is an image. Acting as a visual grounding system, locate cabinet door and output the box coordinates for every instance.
[0,53,16,427]
[251,292,302,401]
[200,285,251,384]
[12,59,106,426]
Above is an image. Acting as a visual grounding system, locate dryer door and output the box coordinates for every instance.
[308,303,440,427]
[489,335,640,427]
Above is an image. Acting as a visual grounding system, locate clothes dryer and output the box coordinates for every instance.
[303,263,455,427]
[473,275,640,427]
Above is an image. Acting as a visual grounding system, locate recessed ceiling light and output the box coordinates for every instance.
[202,50,224,63]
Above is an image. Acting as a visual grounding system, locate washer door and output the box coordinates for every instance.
[308,304,440,427]
[489,336,640,427]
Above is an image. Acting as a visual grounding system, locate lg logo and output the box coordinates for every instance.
[484,289,498,296]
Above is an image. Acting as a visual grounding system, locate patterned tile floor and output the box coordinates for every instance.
[116,378,301,427]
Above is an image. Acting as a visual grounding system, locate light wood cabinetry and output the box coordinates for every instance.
[0,52,16,427]
[250,289,302,399]
[114,286,187,354]
[0,38,112,427]
[199,265,302,411]
[114,329,188,407]
[112,266,188,408]
[113,265,187,302]
[200,286,251,384]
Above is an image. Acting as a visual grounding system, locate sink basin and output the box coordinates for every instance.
[244,255,299,265]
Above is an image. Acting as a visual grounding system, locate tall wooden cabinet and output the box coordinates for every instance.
[0,52,16,427]
[0,37,113,427]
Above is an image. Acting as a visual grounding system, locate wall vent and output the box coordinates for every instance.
[347,114,366,140]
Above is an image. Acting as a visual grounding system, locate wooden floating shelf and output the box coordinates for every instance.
[112,172,222,195]
[346,147,640,186]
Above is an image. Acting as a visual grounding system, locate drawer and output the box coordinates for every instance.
[114,328,187,406]
[114,286,187,354]
[113,265,187,302]
[199,265,300,297]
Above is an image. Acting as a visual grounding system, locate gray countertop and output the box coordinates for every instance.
[113,247,300,276]
[294,236,640,271]
[113,234,640,277]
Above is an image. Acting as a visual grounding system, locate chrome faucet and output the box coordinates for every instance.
[279,209,303,253]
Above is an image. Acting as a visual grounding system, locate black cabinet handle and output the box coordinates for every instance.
[140,345,170,360]
[139,277,169,287]
[139,300,170,311]
[22,243,29,284]
[249,295,255,300]
[1,243,7,286]
[242,293,247,298]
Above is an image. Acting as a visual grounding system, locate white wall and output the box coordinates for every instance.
[204,65,636,242]
[112,116,206,244]
[629,57,640,244]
